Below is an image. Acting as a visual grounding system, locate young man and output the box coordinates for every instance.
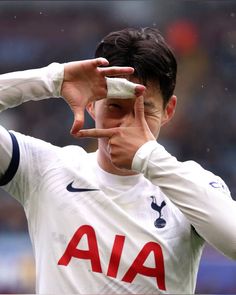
[0,28,235,294]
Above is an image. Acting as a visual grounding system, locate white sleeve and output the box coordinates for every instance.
[0,62,64,181]
[132,140,236,260]
[0,62,64,112]
[0,130,59,205]
[0,126,13,181]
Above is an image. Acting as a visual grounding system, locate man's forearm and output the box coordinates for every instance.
[132,140,236,260]
[0,63,64,112]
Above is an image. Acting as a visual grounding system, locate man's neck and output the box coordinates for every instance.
[97,145,137,176]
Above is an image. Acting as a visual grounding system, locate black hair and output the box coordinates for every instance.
[95,27,177,106]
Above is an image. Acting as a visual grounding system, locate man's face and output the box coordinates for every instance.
[93,78,171,135]
[87,77,176,166]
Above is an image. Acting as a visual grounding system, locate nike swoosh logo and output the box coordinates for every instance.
[66,181,100,193]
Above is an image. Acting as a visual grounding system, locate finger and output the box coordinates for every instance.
[93,57,109,67]
[70,106,85,135]
[75,128,115,138]
[134,96,146,124]
[135,85,146,97]
[106,77,146,99]
[100,66,134,77]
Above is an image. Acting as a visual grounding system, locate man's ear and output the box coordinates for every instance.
[161,95,177,126]
[86,102,96,120]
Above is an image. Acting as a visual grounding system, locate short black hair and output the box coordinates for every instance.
[95,27,177,106]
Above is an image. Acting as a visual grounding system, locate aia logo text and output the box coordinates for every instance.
[58,224,166,290]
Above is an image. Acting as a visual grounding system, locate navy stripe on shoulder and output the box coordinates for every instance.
[0,132,20,186]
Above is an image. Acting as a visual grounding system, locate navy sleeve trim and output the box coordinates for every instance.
[0,132,20,186]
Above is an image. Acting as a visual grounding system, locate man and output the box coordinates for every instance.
[0,27,235,294]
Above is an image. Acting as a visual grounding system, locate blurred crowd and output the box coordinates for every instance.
[0,1,235,293]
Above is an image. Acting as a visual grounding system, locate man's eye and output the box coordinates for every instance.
[108,104,121,110]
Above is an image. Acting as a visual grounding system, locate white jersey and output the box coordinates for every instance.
[0,64,235,294]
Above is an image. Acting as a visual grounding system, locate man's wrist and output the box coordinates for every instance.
[47,62,64,97]
[132,140,159,173]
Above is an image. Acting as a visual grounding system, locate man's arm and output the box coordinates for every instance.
[0,58,145,131]
[132,140,236,260]
[0,62,64,182]
[0,58,145,180]
[0,63,64,111]
[76,96,236,260]
[0,126,13,182]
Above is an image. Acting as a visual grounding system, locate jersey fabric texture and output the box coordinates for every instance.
[1,130,204,294]
[0,63,235,294]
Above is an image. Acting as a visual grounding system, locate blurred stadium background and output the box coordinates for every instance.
[0,0,235,293]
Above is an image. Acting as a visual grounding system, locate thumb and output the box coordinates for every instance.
[134,96,146,125]
[70,106,85,135]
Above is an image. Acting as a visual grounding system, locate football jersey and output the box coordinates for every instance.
[0,63,235,294]
[1,130,204,294]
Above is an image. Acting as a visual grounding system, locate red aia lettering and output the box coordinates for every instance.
[107,235,125,278]
[58,225,102,273]
[58,225,166,290]
[122,241,166,290]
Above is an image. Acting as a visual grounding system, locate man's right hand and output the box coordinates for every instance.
[61,58,145,134]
